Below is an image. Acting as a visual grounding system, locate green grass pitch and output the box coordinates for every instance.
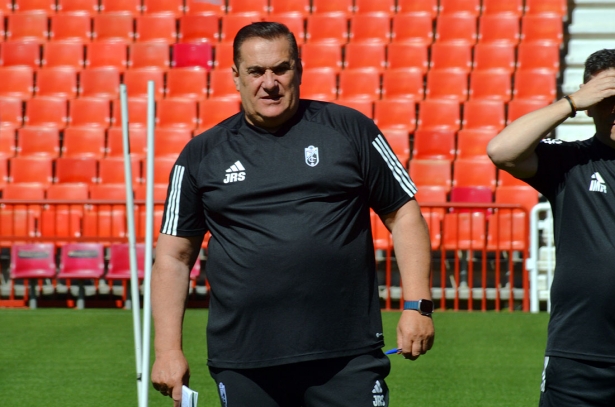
[0,309,549,406]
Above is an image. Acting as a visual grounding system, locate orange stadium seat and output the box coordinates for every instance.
[56,0,99,14]
[349,12,391,44]
[425,69,468,101]
[520,14,564,46]
[442,212,487,251]
[462,99,505,131]
[154,127,192,157]
[267,12,306,44]
[61,126,106,158]
[141,0,184,17]
[79,67,121,99]
[310,0,353,16]
[300,67,338,101]
[85,41,128,71]
[524,0,567,17]
[513,69,557,102]
[481,0,523,16]
[338,68,381,101]
[411,129,456,162]
[417,99,461,132]
[381,67,424,101]
[99,0,141,14]
[429,42,472,72]
[0,124,16,157]
[178,13,220,44]
[469,70,512,102]
[301,42,343,72]
[123,67,165,100]
[381,128,410,166]
[497,169,528,187]
[83,184,127,242]
[472,43,516,73]
[41,183,89,240]
[434,14,477,45]
[128,42,171,70]
[55,156,99,184]
[0,154,8,185]
[0,0,9,12]
[110,97,149,128]
[0,66,34,100]
[219,12,263,44]
[439,0,480,16]
[354,0,395,14]
[334,98,374,118]
[49,11,92,42]
[135,14,177,44]
[42,40,85,70]
[396,0,438,18]
[16,126,60,158]
[145,155,176,185]
[390,12,433,46]
[486,210,527,252]
[106,126,147,159]
[213,43,234,70]
[306,12,349,45]
[477,14,520,45]
[156,98,198,130]
[165,67,208,101]
[183,0,224,15]
[269,0,310,16]
[208,69,241,100]
[226,0,268,14]
[35,67,78,99]
[506,98,550,124]
[0,97,23,128]
[374,99,416,133]
[69,94,110,127]
[0,40,41,68]
[92,12,135,44]
[9,156,54,185]
[409,159,452,191]
[456,128,497,161]
[98,155,141,184]
[6,11,49,43]
[343,42,386,71]
[516,42,560,74]
[24,97,68,129]
[453,158,497,190]
[495,185,539,215]
[171,43,213,70]
[387,42,428,73]
[197,98,241,132]
[13,0,54,13]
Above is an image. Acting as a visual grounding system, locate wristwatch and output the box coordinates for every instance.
[403,299,434,316]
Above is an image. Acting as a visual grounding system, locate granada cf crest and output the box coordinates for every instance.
[305,145,319,167]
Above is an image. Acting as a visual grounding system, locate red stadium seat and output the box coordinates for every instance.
[449,186,493,215]
[106,126,147,159]
[516,42,560,74]
[110,97,148,128]
[300,67,337,101]
[197,98,241,132]
[396,0,437,18]
[497,169,528,187]
[513,69,557,102]
[477,14,520,45]
[373,99,416,133]
[57,243,105,307]
[429,42,472,72]
[145,155,176,185]
[42,40,85,70]
[156,98,198,130]
[128,42,171,70]
[135,14,177,43]
[381,67,424,101]
[13,0,54,12]
[506,98,550,124]
[0,66,35,100]
[106,243,145,280]
[381,128,410,166]
[462,99,505,131]
[35,67,78,99]
[0,97,23,128]
[141,0,183,17]
[61,126,106,158]
[269,0,310,16]
[83,184,127,242]
[343,42,386,72]
[354,0,395,14]
[68,97,111,128]
[1,196,43,251]
[481,0,522,16]
[171,43,213,70]
[154,127,192,157]
[98,155,141,184]
[495,185,539,215]
[386,42,428,73]
[300,42,343,72]
[425,69,468,101]
[85,41,128,71]
[472,43,515,73]
[123,67,165,100]
[17,126,60,158]
[334,98,374,118]
[267,12,307,44]
[54,156,98,184]
[0,155,8,188]
[338,68,381,101]
[520,14,564,46]
[9,244,56,297]
[486,211,527,252]
[391,12,433,46]
[92,12,135,44]
[184,0,225,15]
[213,43,234,70]
[178,13,220,44]
[434,14,477,45]
[349,12,391,44]
[442,212,487,250]
[41,183,89,240]
[99,0,140,14]
[456,128,497,161]
[524,0,567,18]
[306,12,348,45]
[6,11,49,43]
[49,11,92,42]
[208,69,240,100]
[24,96,68,129]
[453,158,497,190]
[56,0,98,14]
[409,159,452,191]
[417,99,461,132]
[411,129,456,162]
[0,124,16,157]
[9,156,54,185]
[439,0,480,16]
[469,70,512,102]
[0,40,41,68]
[165,67,208,101]
[79,67,121,99]
[219,12,263,44]
[311,0,353,16]
[226,0,268,14]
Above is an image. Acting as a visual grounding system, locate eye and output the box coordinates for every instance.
[248,68,265,77]
[272,66,291,75]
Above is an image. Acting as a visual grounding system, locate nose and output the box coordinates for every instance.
[262,70,278,91]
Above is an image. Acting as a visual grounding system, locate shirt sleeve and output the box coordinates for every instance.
[159,139,207,237]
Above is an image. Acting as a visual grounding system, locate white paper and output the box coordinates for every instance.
[181,385,198,407]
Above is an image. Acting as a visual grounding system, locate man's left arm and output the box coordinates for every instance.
[382,199,435,360]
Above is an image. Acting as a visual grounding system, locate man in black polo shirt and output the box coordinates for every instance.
[488,49,615,406]
[150,22,434,406]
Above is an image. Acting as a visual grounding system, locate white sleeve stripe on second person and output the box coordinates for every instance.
[162,165,184,235]
[372,134,417,197]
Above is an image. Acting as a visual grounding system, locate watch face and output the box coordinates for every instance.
[419,300,434,314]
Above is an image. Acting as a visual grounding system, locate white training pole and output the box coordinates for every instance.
[140,80,156,407]
[120,83,144,406]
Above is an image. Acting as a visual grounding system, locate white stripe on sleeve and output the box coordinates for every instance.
[372,134,417,197]
[162,165,185,235]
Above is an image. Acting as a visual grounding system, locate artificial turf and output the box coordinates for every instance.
[0,309,549,406]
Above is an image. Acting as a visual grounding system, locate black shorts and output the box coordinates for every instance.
[539,356,615,407]
[209,350,391,407]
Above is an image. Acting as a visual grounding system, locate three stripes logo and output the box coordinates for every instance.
[223,160,246,184]
[161,165,184,236]
[372,380,385,406]
[372,134,417,198]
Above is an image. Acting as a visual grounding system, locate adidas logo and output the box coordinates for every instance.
[372,380,385,406]
[589,172,607,193]
[223,161,246,184]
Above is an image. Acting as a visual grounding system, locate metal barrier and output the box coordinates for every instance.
[527,202,554,313]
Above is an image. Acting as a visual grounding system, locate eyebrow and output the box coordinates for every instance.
[244,60,294,72]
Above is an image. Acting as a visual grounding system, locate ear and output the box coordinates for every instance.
[296,58,303,85]
[232,65,240,92]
